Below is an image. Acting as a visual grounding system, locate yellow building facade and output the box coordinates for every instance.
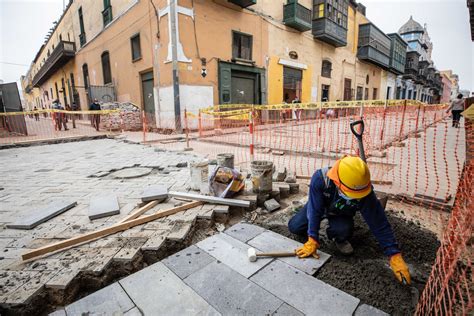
[22,0,394,127]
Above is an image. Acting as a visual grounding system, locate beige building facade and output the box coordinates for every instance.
[22,0,399,128]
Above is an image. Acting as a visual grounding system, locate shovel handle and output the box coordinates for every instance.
[350,120,365,140]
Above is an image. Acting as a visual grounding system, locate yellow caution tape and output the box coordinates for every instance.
[0,109,120,116]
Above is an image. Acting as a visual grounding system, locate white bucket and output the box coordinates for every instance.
[189,160,209,190]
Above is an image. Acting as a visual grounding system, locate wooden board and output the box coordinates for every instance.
[118,200,159,223]
[22,201,203,261]
[169,191,250,208]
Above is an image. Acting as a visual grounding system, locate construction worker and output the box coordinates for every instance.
[288,156,411,284]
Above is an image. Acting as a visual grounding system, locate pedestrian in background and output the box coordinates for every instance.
[52,99,68,131]
[71,101,79,129]
[89,98,101,131]
[33,106,40,121]
[446,94,465,128]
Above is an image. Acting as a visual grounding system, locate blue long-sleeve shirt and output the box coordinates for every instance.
[307,169,400,257]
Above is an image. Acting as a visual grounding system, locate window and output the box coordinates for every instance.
[59,34,62,41]
[232,31,252,60]
[364,88,369,100]
[101,51,112,84]
[103,0,113,27]
[313,0,348,28]
[130,34,141,61]
[82,63,89,90]
[373,88,378,99]
[78,7,86,46]
[55,82,59,100]
[321,84,330,101]
[321,60,332,78]
[356,86,363,100]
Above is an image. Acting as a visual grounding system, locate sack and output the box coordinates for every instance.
[209,166,244,198]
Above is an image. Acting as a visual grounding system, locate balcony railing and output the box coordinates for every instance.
[283,0,312,32]
[32,41,76,87]
[357,23,391,68]
[228,0,256,8]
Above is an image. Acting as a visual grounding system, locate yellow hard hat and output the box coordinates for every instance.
[327,156,372,199]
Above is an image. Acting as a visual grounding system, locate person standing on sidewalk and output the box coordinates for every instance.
[71,101,79,129]
[89,99,101,131]
[52,99,69,131]
[446,94,465,128]
[33,106,40,121]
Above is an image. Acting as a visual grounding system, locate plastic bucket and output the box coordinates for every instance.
[189,160,209,190]
[216,153,234,169]
[251,160,273,194]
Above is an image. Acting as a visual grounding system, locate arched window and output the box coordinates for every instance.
[321,60,332,78]
[101,51,112,84]
[82,63,89,90]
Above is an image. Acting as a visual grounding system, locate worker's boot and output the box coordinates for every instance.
[335,240,354,255]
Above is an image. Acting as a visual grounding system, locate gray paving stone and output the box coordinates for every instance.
[111,167,152,179]
[124,307,143,316]
[264,198,281,212]
[119,262,219,315]
[354,304,389,316]
[141,185,168,202]
[45,268,80,290]
[250,260,360,316]
[65,283,135,316]
[273,303,304,316]
[48,308,66,316]
[162,245,215,279]
[248,230,331,275]
[6,201,77,230]
[223,222,266,243]
[196,232,272,278]
[185,260,283,315]
[88,194,120,220]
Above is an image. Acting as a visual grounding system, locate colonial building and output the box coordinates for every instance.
[22,0,407,129]
[440,70,460,101]
[440,73,452,103]
[396,16,443,104]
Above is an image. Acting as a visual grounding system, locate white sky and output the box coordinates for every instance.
[0,0,473,92]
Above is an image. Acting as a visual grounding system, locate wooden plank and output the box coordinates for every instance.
[118,200,159,223]
[22,201,203,261]
[168,191,250,208]
[296,175,312,180]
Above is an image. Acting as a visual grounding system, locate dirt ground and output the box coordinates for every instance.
[255,200,440,315]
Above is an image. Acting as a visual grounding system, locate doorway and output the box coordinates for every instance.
[141,71,155,126]
[321,84,330,101]
[283,66,302,103]
[231,71,256,104]
[343,78,352,101]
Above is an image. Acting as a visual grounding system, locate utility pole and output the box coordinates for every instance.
[170,0,182,132]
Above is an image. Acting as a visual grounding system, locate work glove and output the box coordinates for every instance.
[296,237,319,258]
[390,253,411,284]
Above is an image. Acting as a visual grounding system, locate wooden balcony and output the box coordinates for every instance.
[228,0,256,8]
[283,0,312,32]
[312,18,347,47]
[387,33,407,75]
[32,41,76,87]
[357,23,391,68]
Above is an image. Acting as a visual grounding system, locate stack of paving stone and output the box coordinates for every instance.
[53,222,388,315]
[100,102,142,131]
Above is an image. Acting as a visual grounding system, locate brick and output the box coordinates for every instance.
[248,230,330,275]
[250,260,360,315]
[289,183,300,194]
[167,221,193,241]
[196,233,272,278]
[264,199,281,212]
[185,261,283,315]
[65,283,135,315]
[113,246,141,262]
[88,195,120,220]
[224,222,266,243]
[6,201,77,230]
[140,185,168,202]
[162,245,215,279]
[119,262,218,315]
[45,268,80,290]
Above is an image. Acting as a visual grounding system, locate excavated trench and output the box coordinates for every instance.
[258,207,440,315]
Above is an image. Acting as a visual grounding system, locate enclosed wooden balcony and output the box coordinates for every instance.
[32,41,76,87]
[228,0,256,8]
[387,33,407,75]
[312,19,347,47]
[283,0,312,32]
[403,51,420,80]
[312,0,348,47]
[357,23,391,68]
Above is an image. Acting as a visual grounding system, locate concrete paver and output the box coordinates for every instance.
[248,230,331,275]
[196,232,273,278]
[141,185,168,202]
[6,201,77,230]
[119,262,219,315]
[354,304,389,316]
[184,261,283,315]
[64,283,135,316]
[273,303,305,316]
[162,245,215,279]
[250,260,360,316]
[223,222,266,243]
[88,194,120,220]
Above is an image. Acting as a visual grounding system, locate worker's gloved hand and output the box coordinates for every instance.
[296,237,319,258]
[390,253,411,284]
